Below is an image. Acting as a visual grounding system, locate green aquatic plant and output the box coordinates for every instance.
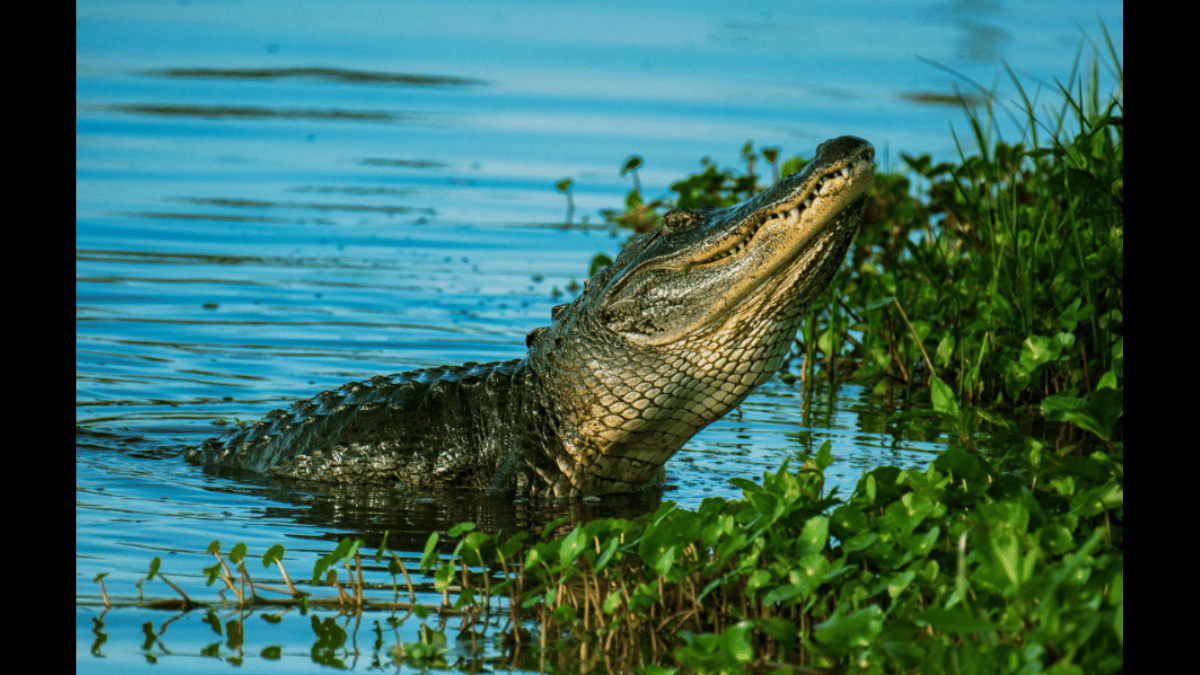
[555,177,574,225]
[600,24,1122,423]
[110,425,1121,673]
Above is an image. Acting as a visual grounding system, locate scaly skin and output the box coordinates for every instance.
[189,136,875,497]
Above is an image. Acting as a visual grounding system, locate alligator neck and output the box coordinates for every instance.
[527,136,874,495]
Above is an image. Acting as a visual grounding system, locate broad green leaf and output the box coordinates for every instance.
[798,516,829,555]
[558,526,587,567]
[814,604,884,649]
[603,588,623,614]
[720,622,754,663]
[420,532,440,570]
[930,375,961,422]
[262,544,285,568]
[915,608,1007,635]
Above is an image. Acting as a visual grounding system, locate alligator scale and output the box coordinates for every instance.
[189,136,875,497]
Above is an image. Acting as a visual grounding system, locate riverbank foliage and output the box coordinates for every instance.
[115,429,1121,673]
[604,29,1121,424]
[107,28,1121,675]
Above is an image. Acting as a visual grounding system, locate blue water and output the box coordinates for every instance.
[76,1,1121,671]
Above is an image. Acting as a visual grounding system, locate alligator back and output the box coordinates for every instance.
[191,359,554,492]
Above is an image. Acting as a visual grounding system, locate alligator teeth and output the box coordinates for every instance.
[700,150,872,265]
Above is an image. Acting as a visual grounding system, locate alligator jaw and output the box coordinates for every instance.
[598,136,875,347]
[692,139,875,267]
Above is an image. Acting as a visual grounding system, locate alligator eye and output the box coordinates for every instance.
[661,209,691,232]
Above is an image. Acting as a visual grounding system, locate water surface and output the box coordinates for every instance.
[76,1,1121,670]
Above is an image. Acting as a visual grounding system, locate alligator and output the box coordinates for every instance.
[189,136,875,497]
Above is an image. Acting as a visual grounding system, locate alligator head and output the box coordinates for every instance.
[527,136,874,496]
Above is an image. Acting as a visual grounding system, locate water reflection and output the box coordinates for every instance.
[200,468,666,553]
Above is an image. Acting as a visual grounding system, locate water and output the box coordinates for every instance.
[76,1,1121,670]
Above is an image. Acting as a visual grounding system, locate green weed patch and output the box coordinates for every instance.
[600,24,1122,422]
[112,431,1121,673]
